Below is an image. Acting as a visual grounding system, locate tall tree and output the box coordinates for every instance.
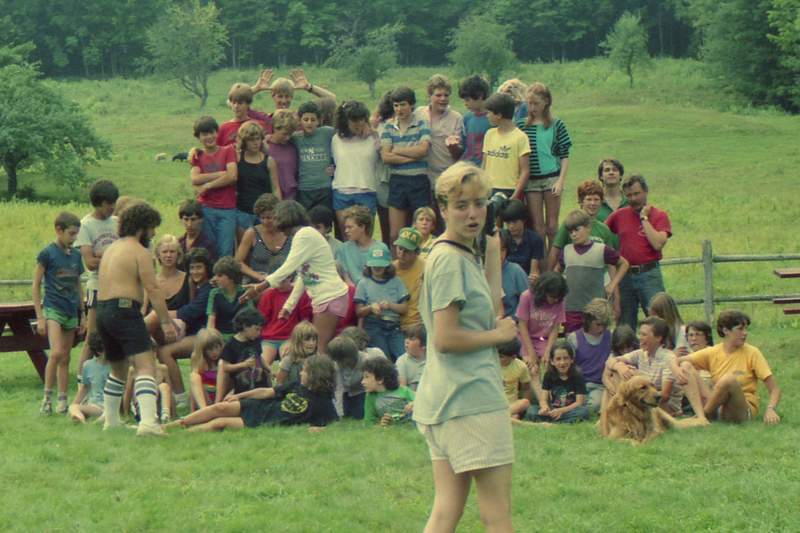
[768,0,800,111]
[449,13,517,87]
[144,0,228,108]
[325,24,402,96]
[0,59,111,197]
[690,0,795,110]
[602,12,651,87]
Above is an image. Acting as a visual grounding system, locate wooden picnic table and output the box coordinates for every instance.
[774,267,800,279]
[773,268,800,315]
[0,302,82,381]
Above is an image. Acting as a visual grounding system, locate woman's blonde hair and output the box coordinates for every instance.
[191,328,224,372]
[526,82,553,126]
[154,234,183,266]
[498,78,527,105]
[434,162,491,208]
[284,321,318,362]
[236,120,265,152]
[272,109,298,132]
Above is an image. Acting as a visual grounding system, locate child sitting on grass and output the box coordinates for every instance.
[497,339,534,419]
[207,256,249,340]
[354,247,409,361]
[327,336,386,419]
[68,332,109,423]
[362,357,415,426]
[166,354,338,432]
[276,321,319,387]
[395,324,427,391]
[33,211,85,415]
[217,308,270,401]
[189,328,224,410]
[567,298,613,415]
[525,340,589,423]
[516,272,567,367]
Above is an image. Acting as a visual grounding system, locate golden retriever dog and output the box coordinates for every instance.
[599,376,708,444]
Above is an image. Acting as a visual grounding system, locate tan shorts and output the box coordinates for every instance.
[525,176,559,193]
[417,410,514,474]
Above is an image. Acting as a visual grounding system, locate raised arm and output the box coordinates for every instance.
[639,205,669,251]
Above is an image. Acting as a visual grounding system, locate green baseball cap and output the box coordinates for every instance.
[394,227,422,251]
[366,246,391,267]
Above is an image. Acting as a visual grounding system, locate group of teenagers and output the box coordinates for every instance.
[31,69,784,531]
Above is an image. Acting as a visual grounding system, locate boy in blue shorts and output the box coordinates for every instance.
[33,212,86,415]
[380,86,432,245]
[292,101,335,211]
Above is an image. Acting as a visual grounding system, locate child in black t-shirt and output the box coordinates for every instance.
[217,308,269,400]
[525,340,589,423]
[166,354,338,432]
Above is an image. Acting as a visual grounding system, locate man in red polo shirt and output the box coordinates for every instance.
[605,175,671,328]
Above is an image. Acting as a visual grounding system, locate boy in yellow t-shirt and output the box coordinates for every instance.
[482,93,531,200]
[674,310,781,425]
[498,339,535,419]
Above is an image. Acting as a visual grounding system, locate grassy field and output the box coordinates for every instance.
[1,59,799,531]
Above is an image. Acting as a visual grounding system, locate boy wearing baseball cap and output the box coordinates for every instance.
[354,247,410,361]
[393,227,425,330]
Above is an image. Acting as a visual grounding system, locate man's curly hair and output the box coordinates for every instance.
[119,203,162,238]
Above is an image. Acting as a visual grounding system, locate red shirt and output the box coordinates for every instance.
[216,115,269,147]
[257,287,312,340]
[191,144,237,209]
[606,206,671,265]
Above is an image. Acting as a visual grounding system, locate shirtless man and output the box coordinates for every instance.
[96,203,176,436]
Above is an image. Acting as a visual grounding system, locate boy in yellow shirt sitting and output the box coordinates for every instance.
[673,310,781,425]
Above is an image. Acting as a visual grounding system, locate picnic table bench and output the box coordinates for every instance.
[0,302,81,381]
[773,268,800,315]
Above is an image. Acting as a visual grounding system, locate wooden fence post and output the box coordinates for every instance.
[702,240,714,323]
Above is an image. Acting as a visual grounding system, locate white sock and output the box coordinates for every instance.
[135,376,159,427]
[102,375,126,428]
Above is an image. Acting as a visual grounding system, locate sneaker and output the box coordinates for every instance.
[40,399,53,416]
[136,423,166,437]
[56,400,68,414]
[160,413,171,425]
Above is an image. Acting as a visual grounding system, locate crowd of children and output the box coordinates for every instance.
[31,69,781,442]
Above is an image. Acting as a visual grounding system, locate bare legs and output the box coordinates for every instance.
[313,310,339,354]
[424,461,513,533]
[43,321,75,411]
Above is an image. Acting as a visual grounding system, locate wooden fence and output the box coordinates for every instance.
[661,240,800,322]
[3,239,799,323]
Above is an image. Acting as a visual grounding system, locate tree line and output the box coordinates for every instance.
[0,0,798,112]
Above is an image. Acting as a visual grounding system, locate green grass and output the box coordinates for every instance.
[1,59,799,531]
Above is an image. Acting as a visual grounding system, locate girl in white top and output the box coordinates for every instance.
[331,101,381,232]
[241,200,348,353]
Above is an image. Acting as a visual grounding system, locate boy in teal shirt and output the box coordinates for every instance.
[292,101,335,211]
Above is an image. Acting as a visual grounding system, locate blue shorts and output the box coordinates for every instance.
[236,210,258,230]
[333,190,377,213]
[388,174,431,212]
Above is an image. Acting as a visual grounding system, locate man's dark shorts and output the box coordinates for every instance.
[96,299,151,361]
[388,174,431,212]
